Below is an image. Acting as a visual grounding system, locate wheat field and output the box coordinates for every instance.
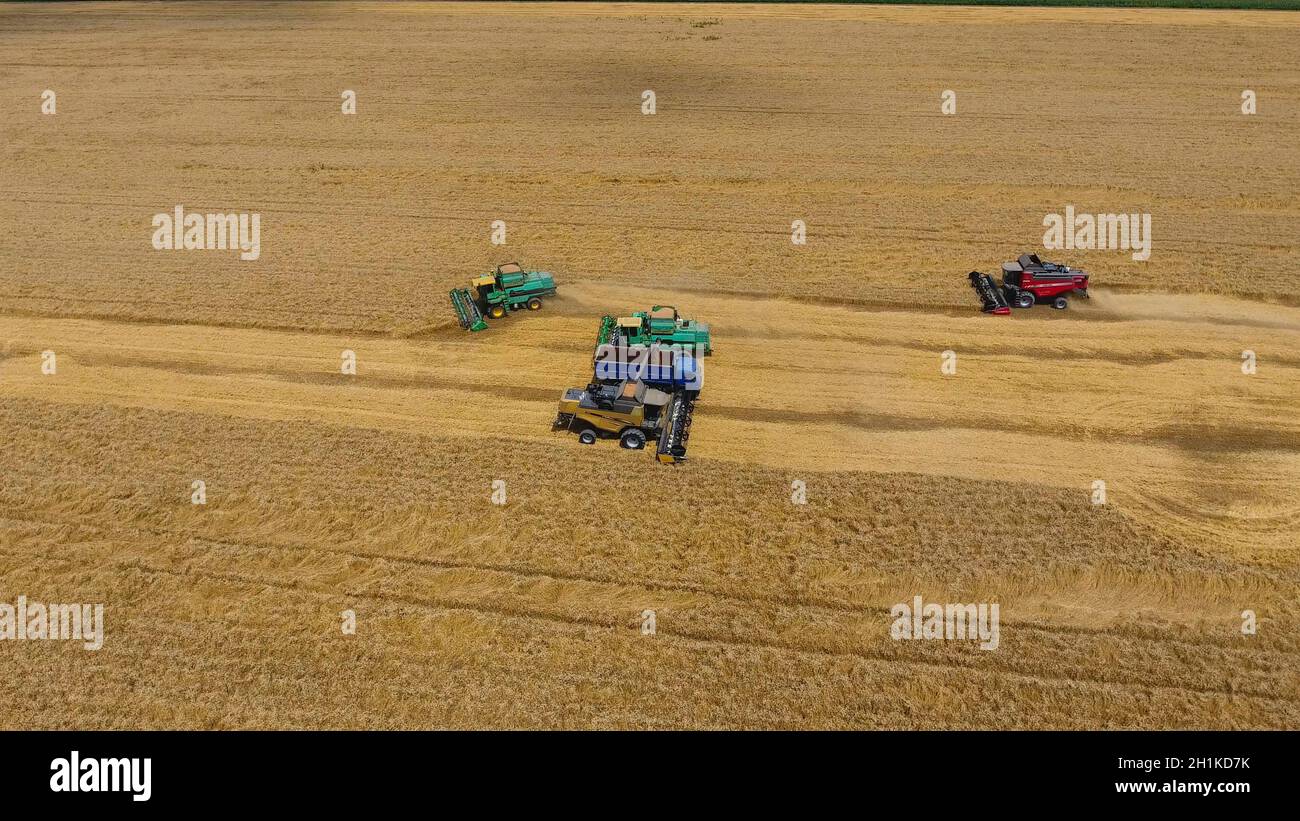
[0,1,1297,729]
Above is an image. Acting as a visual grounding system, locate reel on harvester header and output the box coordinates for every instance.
[450,262,557,331]
[450,287,487,331]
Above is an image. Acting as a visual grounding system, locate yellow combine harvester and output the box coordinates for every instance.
[553,379,695,464]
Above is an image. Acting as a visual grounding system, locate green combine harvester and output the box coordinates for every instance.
[450,262,558,332]
[595,306,712,355]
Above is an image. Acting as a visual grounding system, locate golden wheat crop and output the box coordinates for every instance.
[0,2,1297,729]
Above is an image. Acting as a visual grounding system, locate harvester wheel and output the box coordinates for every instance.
[489,304,506,319]
[1052,296,1069,310]
[527,297,542,311]
[620,429,646,450]
[1015,291,1035,309]
[578,429,597,445]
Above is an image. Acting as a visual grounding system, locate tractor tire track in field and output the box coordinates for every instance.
[11,187,1298,253]
[13,481,1272,703]
[8,327,1298,458]
[6,504,1299,716]
[7,191,1299,258]
[5,509,1290,659]
[80,556,1294,709]
[4,296,1298,564]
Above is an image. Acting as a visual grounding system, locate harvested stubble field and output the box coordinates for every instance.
[1,2,1298,729]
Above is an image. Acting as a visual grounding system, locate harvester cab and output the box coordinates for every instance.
[450,262,557,331]
[617,315,641,338]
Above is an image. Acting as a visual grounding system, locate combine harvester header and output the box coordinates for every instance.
[655,388,695,464]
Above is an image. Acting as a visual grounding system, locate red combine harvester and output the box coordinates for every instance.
[970,254,1090,314]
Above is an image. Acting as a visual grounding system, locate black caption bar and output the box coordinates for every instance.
[4,730,1287,809]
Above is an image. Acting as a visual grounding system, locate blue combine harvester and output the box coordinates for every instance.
[593,342,702,391]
